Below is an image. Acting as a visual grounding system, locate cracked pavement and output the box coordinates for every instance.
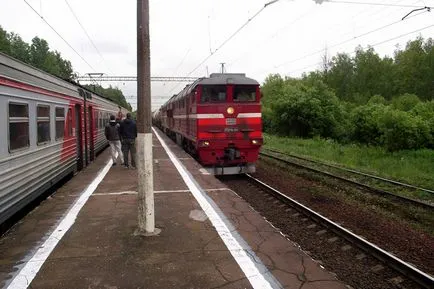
[0,132,348,289]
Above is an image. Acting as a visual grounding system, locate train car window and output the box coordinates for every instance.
[233,86,257,102]
[55,107,65,140]
[191,90,196,104]
[201,85,226,103]
[68,108,73,136]
[8,103,29,151]
[37,105,51,144]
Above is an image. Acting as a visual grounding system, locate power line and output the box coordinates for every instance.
[227,5,316,69]
[229,0,405,70]
[23,0,96,72]
[258,7,429,73]
[64,0,112,73]
[328,0,433,9]
[164,48,192,95]
[185,0,282,77]
[286,22,434,75]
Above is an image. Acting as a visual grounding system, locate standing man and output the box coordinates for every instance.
[120,112,138,168]
[105,115,124,166]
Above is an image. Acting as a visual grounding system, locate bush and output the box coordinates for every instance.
[411,101,434,148]
[378,109,431,151]
[391,93,421,111]
[350,104,387,145]
[268,79,344,139]
[368,95,387,105]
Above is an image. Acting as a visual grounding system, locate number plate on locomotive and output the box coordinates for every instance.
[224,127,239,133]
[226,118,236,125]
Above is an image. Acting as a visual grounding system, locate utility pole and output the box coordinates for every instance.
[135,0,160,236]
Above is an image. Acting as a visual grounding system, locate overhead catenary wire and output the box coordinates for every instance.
[23,0,96,72]
[163,0,282,98]
[285,22,434,75]
[229,0,405,70]
[64,0,113,74]
[327,0,433,9]
[254,7,430,75]
[227,5,317,69]
[185,0,282,77]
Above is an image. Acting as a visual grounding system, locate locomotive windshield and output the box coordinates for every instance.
[233,86,257,102]
[201,85,227,103]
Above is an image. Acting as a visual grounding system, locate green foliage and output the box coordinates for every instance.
[349,104,431,151]
[262,36,434,151]
[368,95,387,105]
[83,84,132,111]
[350,104,386,146]
[0,26,74,80]
[262,75,344,139]
[411,101,434,148]
[391,93,420,111]
[263,133,434,195]
[324,37,433,102]
[378,109,431,151]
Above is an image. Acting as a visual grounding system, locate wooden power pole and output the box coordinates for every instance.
[135,0,160,236]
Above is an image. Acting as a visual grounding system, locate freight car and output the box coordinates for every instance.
[154,73,262,175]
[0,52,128,224]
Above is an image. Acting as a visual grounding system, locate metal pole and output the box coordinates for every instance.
[135,0,160,236]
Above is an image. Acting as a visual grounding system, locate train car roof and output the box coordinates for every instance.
[0,52,128,111]
[197,73,259,86]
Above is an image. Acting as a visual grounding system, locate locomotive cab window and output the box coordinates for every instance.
[201,85,226,103]
[55,107,65,140]
[233,86,257,102]
[37,105,51,144]
[8,103,29,152]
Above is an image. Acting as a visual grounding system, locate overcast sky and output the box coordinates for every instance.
[1,0,433,110]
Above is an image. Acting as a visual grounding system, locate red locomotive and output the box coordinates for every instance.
[154,73,263,175]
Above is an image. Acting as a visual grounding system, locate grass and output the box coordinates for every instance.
[262,133,434,191]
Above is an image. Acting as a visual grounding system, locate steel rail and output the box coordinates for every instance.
[245,174,434,289]
[260,151,434,210]
[263,148,434,195]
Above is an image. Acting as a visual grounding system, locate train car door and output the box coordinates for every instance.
[75,104,83,171]
[186,94,191,137]
[88,106,95,162]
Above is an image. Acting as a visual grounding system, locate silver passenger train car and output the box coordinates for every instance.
[0,52,128,224]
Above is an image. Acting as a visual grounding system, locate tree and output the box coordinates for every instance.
[8,33,30,63]
[29,37,50,69]
[325,53,355,102]
[83,84,132,111]
[0,27,75,81]
[0,26,11,55]
[394,37,433,100]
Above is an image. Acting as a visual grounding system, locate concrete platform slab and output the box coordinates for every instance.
[0,129,349,289]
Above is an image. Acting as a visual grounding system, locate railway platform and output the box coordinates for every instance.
[0,128,349,289]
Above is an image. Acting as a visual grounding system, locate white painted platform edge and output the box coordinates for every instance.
[152,127,282,289]
[5,157,114,289]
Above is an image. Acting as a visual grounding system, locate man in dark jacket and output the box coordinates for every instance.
[120,113,137,168]
[105,115,124,166]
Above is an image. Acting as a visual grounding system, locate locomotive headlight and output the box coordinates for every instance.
[199,140,210,147]
[227,107,234,115]
[251,139,262,145]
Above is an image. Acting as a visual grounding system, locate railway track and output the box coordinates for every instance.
[260,149,434,210]
[224,175,434,289]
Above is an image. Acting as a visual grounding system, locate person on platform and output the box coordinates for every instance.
[120,113,137,168]
[105,115,124,166]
